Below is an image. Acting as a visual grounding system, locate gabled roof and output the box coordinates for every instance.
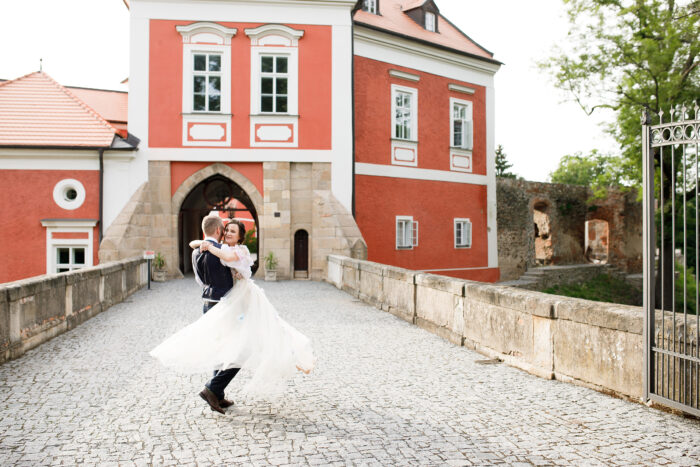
[0,71,118,147]
[354,0,499,65]
[68,86,127,125]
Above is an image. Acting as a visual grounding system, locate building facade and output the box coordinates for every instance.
[0,0,501,284]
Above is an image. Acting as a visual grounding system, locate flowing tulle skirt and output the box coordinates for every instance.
[150,279,315,395]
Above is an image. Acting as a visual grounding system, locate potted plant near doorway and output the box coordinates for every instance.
[264,251,278,281]
[152,252,167,282]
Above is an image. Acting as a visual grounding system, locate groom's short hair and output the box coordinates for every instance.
[202,214,224,237]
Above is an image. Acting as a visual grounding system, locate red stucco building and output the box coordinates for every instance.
[0,0,501,284]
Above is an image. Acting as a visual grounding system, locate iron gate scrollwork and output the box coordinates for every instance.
[643,104,700,417]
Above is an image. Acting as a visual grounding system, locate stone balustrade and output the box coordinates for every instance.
[327,255,667,401]
[0,257,148,364]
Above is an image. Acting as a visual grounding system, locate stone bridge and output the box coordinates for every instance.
[1,276,699,465]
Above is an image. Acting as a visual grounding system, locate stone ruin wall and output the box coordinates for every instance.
[497,178,643,281]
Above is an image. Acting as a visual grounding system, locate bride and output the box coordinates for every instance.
[150,220,315,396]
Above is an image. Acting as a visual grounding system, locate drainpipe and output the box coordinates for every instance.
[351,16,356,218]
[99,148,105,243]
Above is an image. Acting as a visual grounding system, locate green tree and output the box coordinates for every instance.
[495,144,517,178]
[542,0,699,309]
[541,0,699,188]
[549,150,625,197]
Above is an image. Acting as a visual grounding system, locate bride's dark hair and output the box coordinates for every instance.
[222,220,246,245]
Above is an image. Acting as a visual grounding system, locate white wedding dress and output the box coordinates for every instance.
[150,244,315,395]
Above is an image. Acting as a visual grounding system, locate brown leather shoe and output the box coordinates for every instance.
[219,398,234,408]
[199,387,225,414]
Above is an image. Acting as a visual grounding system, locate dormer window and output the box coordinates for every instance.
[425,12,436,32]
[363,0,378,14]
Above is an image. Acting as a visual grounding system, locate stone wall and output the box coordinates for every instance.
[0,257,147,364]
[328,255,689,402]
[497,179,642,280]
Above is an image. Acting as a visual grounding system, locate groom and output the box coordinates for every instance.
[192,214,240,414]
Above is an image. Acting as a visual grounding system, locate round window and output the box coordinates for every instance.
[64,188,78,201]
[53,179,86,210]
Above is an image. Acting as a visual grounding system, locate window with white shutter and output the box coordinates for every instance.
[454,218,472,248]
[450,99,473,150]
[396,216,417,250]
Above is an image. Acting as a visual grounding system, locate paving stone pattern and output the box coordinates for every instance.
[0,279,699,466]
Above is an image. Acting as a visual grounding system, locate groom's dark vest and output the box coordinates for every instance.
[195,240,233,301]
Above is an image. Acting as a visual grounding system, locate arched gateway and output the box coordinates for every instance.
[171,164,264,276]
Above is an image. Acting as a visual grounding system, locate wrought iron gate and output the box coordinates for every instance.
[643,105,700,416]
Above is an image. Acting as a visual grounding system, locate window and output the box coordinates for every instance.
[451,100,473,150]
[41,219,96,275]
[260,55,289,113]
[53,179,86,210]
[55,246,87,273]
[193,53,222,112]
[363,0,378,14]
[454,218,472,248]
[396,216,418,249]
[176,22,236,146]
[425,12,436,32]
[392,85,417,141]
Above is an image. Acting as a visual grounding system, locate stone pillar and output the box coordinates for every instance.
[262,162,292,279]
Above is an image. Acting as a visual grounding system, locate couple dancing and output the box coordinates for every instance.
[150,215,315,414]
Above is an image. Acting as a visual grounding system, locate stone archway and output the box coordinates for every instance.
[171,163,264,276]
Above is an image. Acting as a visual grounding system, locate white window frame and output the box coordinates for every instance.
[246,25,303,116]
[450,97,473,151]
[191,52,223,112]
[41,219,97,275]
[454,218,472,249]
[177,22,236,116]
[364,0,378,14]
[425,12,436,32]
[391,84,418,142]
[396,216,418,250]
[258,54,291,114]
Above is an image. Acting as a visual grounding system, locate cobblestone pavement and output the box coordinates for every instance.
[1,278,699,466]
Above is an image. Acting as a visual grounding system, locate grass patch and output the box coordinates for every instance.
[543,274,642,306]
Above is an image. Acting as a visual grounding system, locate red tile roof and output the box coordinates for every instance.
[354,0,497,63]
[0,72,118,147]
[68,87,127,125]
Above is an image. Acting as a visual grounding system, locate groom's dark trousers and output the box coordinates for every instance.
[194,240,240,401]
[202,301,240,399]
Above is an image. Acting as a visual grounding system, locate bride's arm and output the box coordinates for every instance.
[200,242,240,262]
[189,239,203,249]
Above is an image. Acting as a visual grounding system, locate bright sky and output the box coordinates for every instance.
[0,0,618,182]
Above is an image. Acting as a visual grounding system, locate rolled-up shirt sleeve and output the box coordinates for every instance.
[192,249,203,286]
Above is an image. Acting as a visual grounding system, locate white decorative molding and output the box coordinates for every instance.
[391,140,418,167]
[354,25,501,77]
[449,83,476,95]
[389,69,420,82]
[256,125,293,142]
[450,152,473,173]
[145,147,332,161]
[176,22,238,45]
[245,24,305,46]
[41,219,98,228]
[250,115,298,147]
[182,114,231,146]
[52,179,86,211]
[356,162,488,185]
[189,124,225,141]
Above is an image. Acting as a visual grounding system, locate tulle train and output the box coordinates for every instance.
[150,279,315,395]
